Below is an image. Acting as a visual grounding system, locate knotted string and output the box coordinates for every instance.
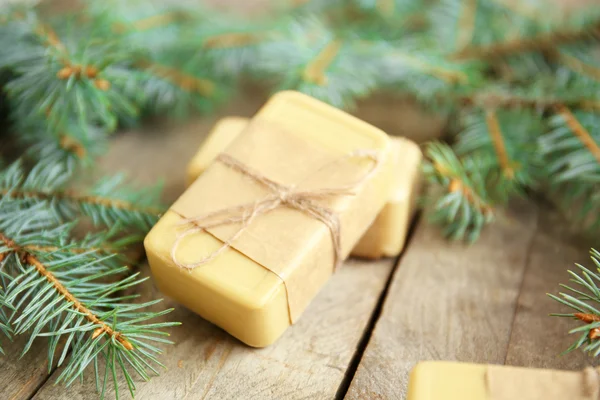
[171,149,381,271]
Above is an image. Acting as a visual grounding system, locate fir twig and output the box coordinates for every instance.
[554,105,600,165]
[451,21,600,60]
[550,249,600,356]
[484,109,514,179]
[423,142,494,241]
[0,204,178,398]
[0,161,164,230]
[0,232,133,349]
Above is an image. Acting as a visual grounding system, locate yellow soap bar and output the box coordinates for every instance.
[145,91,394,347]
[407,361,590,400]
[408,362,488,400]
[186,117,422,259]
[185,117,249,187]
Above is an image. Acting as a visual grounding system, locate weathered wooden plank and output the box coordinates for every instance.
[33,257,396,399]
[345,201,539,399]
[0,337,57,400]
[504,211,594,369]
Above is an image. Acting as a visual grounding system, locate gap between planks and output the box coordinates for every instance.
[501,225,538,366]
[334,212,423,400]
[345,199,541,399]
[345,201,595,399]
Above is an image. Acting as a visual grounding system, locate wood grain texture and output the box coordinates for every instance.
[346,201,540,399]
[0,336,56,400]
[32,257,395,399]
[504,210,594,369]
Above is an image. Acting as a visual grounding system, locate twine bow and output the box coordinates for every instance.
[171,150,381,271]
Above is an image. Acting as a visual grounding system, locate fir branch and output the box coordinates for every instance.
[12,114,109,177]
[455,0,478,50]
[0,161,164,231]
[553,106,600,166]
[553,51,600,82]
[386,48,470,84]
[19,244,121,257]
[58,135,87,159]
[423,142,494,241]
[451,20,600,60]
[137,61,215,96]
[541,107,600,231]
[303,39,342,85]
[374,0,394,16]
[32,21,67,57]
[484,109,513,179]
[489,0,541,21]
[129,12,183,32]
[455,92,600,111]
[0,218,178,398]
[203,31,264,49]
[371,40,477,108]
[1,187,163,229]
[0,232,133,349]
[454,108,544,194]
[550,249,600,356]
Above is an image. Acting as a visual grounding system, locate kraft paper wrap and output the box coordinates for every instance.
[170,120,388,323]
[486,365,600,400]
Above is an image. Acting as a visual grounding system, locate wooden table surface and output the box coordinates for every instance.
[1,90,594,399]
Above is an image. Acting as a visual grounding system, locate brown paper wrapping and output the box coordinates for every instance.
[170,120,389,323]
[486,365,599,400]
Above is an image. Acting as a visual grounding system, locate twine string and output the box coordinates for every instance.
[171,150,381,271]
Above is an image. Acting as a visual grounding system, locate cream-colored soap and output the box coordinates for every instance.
[351,137,422,258]
[407,361,592,400]
[145,91,394,347]
[186,117,249,187]
[186,117,422,259]
[408,362,488,400]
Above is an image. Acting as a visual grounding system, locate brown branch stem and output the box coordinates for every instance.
[388,51,469,83]
[303,39,342,86]
[451,21,600,60]
[434,163,494,215]
[0,232,133,350]
[203,32,263,49]
[59,135,87,159]
[456,0,478,50]
[133,12,180,31]
[556,105,600,165]
[485,109,515,179]
[0,188,164,216]
[22,244,119,256]
[552,51,600,82]
[575,313,600,323]
[138,61,215,96]
[455,92,600,111]
[376,0,395,16]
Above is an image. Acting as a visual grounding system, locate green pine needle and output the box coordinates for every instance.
[550,249,600,356]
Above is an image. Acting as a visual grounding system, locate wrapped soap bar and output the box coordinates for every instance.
[408,361,599,400]
[145,91,394,347]
[186,117,422,259]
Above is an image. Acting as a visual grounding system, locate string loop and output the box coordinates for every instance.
[171,150,380,271]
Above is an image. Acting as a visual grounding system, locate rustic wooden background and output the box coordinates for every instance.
[1,1,597,399]
[0,88,594,400]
